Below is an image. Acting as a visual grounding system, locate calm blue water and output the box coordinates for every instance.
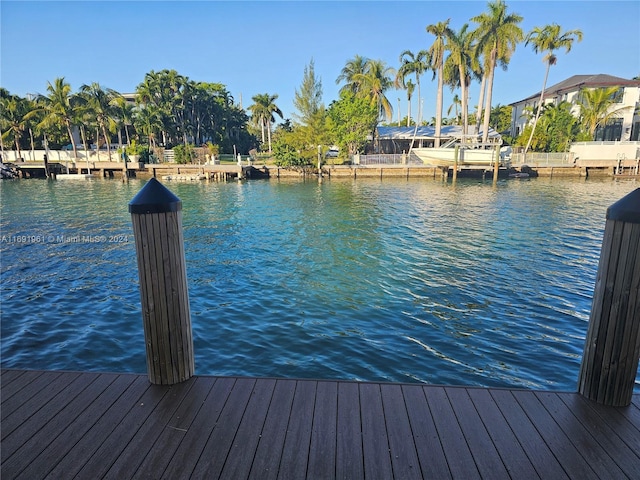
[1,176,638,391]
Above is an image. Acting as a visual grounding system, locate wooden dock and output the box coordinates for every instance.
[1,369,638,479]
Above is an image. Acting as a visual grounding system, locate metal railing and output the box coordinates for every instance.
[510,152,575,166]
[355,154,424,166]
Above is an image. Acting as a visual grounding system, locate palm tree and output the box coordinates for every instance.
[396,50,430,128]
[79,83,120,161]
[134,104,164,149]
[38,77,81,159]
[426,19,453,147]
[447,94,462,124]
[471,0,523,143]
[352,59,395,122]
[0,95,31,159]
[113,96,135,146]
[523,23,583,153]
[248,93,283,153]
[444,23,477,136]
[336,55,369,95]
[404,79,415,126]
[577,87,632,139]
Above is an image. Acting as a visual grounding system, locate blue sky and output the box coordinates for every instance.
[1,1,639,123]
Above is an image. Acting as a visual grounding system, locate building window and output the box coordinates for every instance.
[631,121,640,141]
[595,118,623,141]
[610,88,624,104]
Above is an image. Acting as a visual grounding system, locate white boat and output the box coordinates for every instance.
[410,137,504,167]
[56,174,94,180]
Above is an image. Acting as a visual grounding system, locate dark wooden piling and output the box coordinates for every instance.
[578,188,640,406]
[129,178,194,385]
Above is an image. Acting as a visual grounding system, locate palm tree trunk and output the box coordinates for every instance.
[524,61,551,154]
[435,65,444,147]
[459,67,468,136]
[267,119,272,153]
[407,98,411,127]
[102,124,112,162]
[481,51,497,144]
[475,75,486,137]
[66,121,78,160]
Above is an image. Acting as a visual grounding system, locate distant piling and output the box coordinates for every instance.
[578,188,640,406]
[129,178,194,385]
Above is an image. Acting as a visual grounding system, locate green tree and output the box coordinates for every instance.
[248,93,283,153]
[577,87,632,139]
[396,50,430,125]
[327,90,378,156]
[293,59,327,149]
[426,19,453,146]
[336,55,369,95]
[444,23,477,135]
[79,82,121,161]
[0,94,31,158]
[472,0,524,143]
[351,59,395,122]
[523,23,583,153]
[38,77,81,159]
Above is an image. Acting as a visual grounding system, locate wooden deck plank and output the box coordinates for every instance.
[360,382,393,480]
[44,375,151,480]
[132,376,216,479]
[401,384,451,479]
[219,378,277,480]
[490,389,570,479]
[2,372,112,478]
[511,390,598,479]
[16,374,136,480]
[161,376,236,479]
[73,377,170,479]
[445,387,511,479]
[1,371,72,438]
[1,371,95,463]
[380,384,422,480]
[104,376,197,479]
[335,381,364,480]
[277,379,317,479]
[0,369,35,401]
[190,377,257,478]
[424,386,481,479]
[248,379,297,480]
[1,370,639,480]
[557,392,640,474]
[466,388,540,479]
[307,381,338,479]
[534,391,629,479]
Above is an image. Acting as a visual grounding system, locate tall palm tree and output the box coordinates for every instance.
[134,104,164,149]
[396,50,430,128]
[404,79,415,126]
[523,23,583,153]
[248,93,283,153]
[79,83,120,161]
[426,19,453,147]
[471,0,523,143]
[336,55,369,95]
[444,23,477,136]
[577,87,632,139]
[38,77,81,159]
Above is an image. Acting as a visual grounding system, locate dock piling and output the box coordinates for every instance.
[129,178,194,385]
[578,188,640,406]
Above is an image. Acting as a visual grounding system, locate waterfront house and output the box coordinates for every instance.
[509,74,640,141]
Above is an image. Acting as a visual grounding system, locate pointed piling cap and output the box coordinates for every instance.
[129,178,182,214]
[606,188,640,224]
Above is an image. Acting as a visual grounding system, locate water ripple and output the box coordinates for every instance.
[1,177,638,391]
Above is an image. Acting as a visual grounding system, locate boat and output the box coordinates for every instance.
[410,137,506,167]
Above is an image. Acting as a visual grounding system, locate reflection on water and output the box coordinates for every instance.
[1,176,638,391]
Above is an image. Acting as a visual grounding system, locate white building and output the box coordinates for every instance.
[509,74,640,141]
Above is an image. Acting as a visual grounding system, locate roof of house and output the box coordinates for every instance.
[510,74,640,105]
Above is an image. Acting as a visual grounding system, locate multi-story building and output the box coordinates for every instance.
[509,74,640,141]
